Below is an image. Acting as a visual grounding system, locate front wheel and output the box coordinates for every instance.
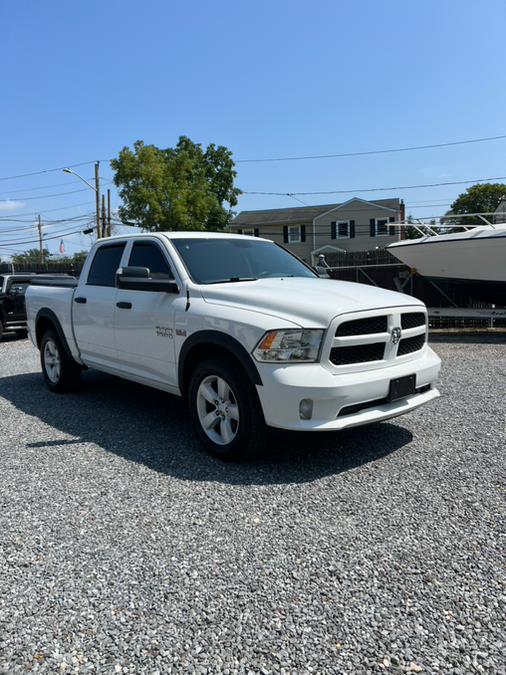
[40,330,81,392]
[188,357,267,461]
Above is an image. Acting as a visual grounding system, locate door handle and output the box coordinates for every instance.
[116,301,132,309]
[74,296,87,304]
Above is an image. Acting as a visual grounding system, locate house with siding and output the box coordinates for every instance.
[231,197,405,263]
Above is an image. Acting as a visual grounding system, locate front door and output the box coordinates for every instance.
[6,278,32,322]
[73,242,126,367]
[114,240,178,387]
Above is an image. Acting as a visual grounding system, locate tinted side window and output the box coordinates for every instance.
[128,242,174,279]
[87,244,125,287]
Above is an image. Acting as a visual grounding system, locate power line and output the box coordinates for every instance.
[0,201,96,219]
[236,134,506,163]
[0,216,94,234]
[0,187,91,202]
[0,177,111,198]
[0,130,503,185]
[0,214,94,227]
[0,160,98,182]
[288,194,310,206]
[407,203,452,210]
[0,225,93,248]
[242,175,506,196]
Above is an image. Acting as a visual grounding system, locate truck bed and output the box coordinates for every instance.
[30,276,79,288]
[25,281,80,361]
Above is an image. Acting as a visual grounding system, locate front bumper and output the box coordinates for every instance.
[255,345,441,431]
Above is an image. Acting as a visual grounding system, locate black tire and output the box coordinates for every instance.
[40,329,82,393]
[188,356,267,461]
[0,319,4,340]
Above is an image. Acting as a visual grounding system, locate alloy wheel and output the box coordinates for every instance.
[196,375,240,445]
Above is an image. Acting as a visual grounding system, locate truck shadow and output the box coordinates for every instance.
[0,332,28,343]
[1,370,413,486]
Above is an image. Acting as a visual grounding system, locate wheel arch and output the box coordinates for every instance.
[35,308,74,360]
[178,330,262,395]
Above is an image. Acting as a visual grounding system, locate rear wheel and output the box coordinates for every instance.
[188,357,267,461]
[40,330,81,392]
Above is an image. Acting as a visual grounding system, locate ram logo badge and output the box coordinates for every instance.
[391,327,402,344]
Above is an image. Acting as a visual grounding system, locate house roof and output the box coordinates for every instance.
[231,198,401,227]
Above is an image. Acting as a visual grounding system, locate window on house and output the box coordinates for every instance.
[337,221,350,238]
[376,218,389,236]
[288,225,301,243]
[242,228,255,236]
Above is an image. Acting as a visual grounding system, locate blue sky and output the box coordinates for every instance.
[1,0,505,258]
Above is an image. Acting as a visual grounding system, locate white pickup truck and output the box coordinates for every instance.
[26,232,441,460]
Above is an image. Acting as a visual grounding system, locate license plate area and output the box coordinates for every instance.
[388,374,416,401]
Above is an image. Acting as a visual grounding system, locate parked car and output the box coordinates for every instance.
[0,274,36,338]
[25,233,441,460]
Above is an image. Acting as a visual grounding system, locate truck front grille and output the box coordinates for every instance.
[330,342,385,365]
[328,309,427,368]
[401,312,426,329]
[335,315,388,336]
[397,334,425,356]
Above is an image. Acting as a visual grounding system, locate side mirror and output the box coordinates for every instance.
[116,266,179,293]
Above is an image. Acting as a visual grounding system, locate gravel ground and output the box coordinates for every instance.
[0,335,504,674]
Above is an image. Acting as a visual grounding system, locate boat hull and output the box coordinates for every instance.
[388,226,506,305]
[388,230,506,283]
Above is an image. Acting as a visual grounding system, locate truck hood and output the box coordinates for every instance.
[200,277,424,328]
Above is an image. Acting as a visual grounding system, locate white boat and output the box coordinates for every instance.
[387,221,506,306]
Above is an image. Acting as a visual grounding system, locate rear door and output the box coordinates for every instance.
[73,242,127,366]
[114,239,178,387]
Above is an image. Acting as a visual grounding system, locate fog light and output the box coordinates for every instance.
[299,398,313,420]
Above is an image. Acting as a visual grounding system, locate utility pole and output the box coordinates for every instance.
[37,214,43,264]
[101,194,107,238]
[94,161,101,239]
[107,189,111,237]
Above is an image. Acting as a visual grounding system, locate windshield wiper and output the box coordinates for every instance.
[206,277,257,284]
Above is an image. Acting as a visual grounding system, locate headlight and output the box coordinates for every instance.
[253,329,324,363]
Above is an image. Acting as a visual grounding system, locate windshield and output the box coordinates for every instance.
[172,238,316,284]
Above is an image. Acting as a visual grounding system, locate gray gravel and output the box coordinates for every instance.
[0,335,504,674]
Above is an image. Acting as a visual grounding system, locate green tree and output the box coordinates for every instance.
[111,137,241,232]
[70,250,89,265]
[448,183,506,225]
[58,250,90,268]
[12,248,51,265]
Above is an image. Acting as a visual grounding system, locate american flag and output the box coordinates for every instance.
[59,239,65,254]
